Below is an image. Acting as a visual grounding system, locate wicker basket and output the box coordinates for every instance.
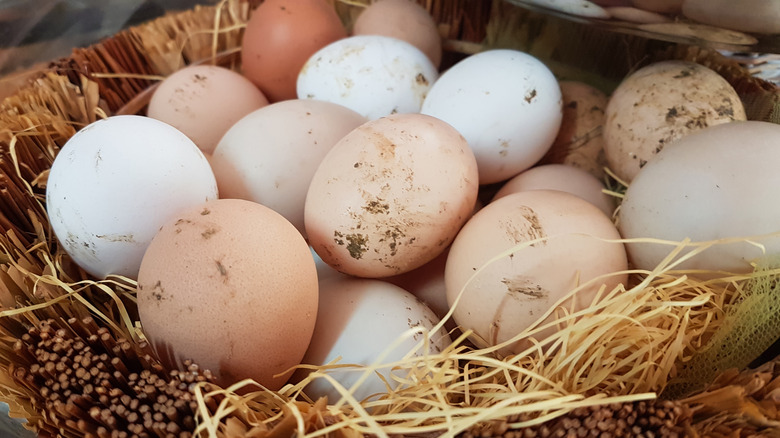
[2,1,780,437]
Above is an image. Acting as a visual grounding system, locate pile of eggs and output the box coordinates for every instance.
[526,0,780,35]
[44,0,780,401]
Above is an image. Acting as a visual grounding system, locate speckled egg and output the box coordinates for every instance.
[305,113,479,278]
[137,199,318,390]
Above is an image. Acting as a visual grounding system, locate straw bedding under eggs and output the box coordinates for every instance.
[2,1,780,437]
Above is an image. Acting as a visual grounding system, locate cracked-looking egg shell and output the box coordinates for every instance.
[305,113,479,278]
[445,190,627,354]
[137,198,318,390]
[45,115,218,280]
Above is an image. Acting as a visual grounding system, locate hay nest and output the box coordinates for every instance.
[2,1,780,437]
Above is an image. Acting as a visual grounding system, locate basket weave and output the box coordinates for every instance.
[2,1,780,437]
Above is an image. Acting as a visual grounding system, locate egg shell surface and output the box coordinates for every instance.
[137,199,318,390]
[352,0,443,68]
[539,81,609,180]
[297,35,438,120]
[147,65,269,154]
[619,121,780,273]
[241,0,347,102]
[298,277,451,403]
[305,113,479,278]
[445,190,628,354]
[211,99,367,237]
[492,164,616,217]
[45,115,218,280]
[603,60,746,183]
[421,49,563,185]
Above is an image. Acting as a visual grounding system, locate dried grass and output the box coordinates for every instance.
[1,1,780,437]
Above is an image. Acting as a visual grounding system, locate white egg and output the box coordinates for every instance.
[298,277,451,403]
[619,121,780,273]
[46,115,218,279]
[421,49,563,185]
[297,35,438,120]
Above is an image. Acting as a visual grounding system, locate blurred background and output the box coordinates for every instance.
[0,0,222,76]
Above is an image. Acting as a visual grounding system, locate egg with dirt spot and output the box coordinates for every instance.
[137,198,318,390]
[305,113,479,278]
[45,115,218,280]
[297,35,438,120]
[445,190,628,355]
[603,60,746,183]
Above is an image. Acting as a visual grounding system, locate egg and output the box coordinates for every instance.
[445,190,628,354]
[682,0,780,34]
[297,277,451,403]
[538,81,609,180]
[619,121,780,273]
[305,113,479,278]
[603,60,746,183]
[297,35,438,120]
[519,0,611,18]
[631,0,682,13]
[45,115,218,280]
[352,0,443,68]
[385,247,451,322]
[241,0,347,102]
[210,100,367,237]
[492,164,616,217]
[421,49,563,185]
[146,65,269,154]
[137,199,318,390]
[605,6,672,23]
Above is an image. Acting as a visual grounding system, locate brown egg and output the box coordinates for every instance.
[352,0,443,68]
[445,190,628,355]
[147,65,269,154]
[539,81,608,180]
[241,0,347,102]
[305,113,479,278]
[137,199,318,390]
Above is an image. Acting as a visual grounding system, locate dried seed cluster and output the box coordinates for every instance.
[9,316,214,438]
[460,400,691,438]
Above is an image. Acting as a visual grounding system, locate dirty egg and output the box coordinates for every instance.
[445,190,628,354]
[297,35,438,120]
[538,80,609,180]
[603,60,746,183]
[137,199,318,391]
[45,115,218,280]
[147,65,269,154]
[305,113,479,278]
